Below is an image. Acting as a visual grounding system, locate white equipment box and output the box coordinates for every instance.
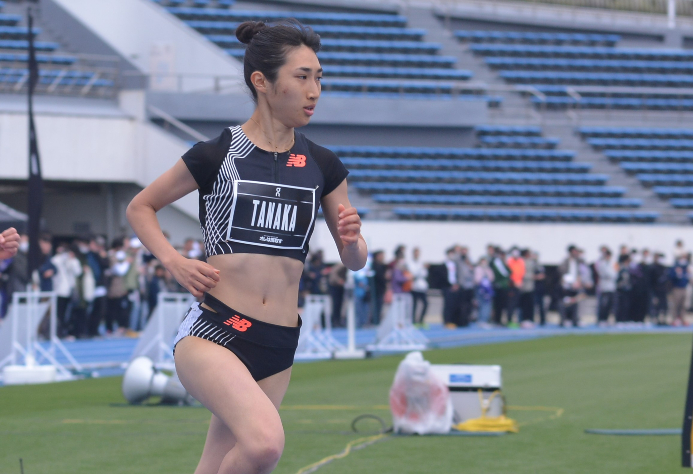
[430,364,503,423]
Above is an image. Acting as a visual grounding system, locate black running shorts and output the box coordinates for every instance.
[173,294,302,381]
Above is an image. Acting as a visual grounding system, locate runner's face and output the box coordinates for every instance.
[268,45,322,128]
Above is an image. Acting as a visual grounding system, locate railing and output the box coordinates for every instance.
[0,53,121,98]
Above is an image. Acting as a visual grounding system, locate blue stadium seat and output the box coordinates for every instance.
[321,66,470,80]
[621,162,693,174]
[392,208,657,222]
[169,8,408,27]
[604,150,693,162]
[0,53,76,65]
[475,125,542,136]
[340,157,589,172]
[320,78,456,95]
[331,145,574,161]
[470,44,693,61]
[319,90,501,105]
[478,136,559,148]
[486,57,693,74]
[347,169,608,184]
[0,26,40,40]
[0,39,58,51]
[209,36,439,55]
[371,194,639,207]
[0,13,20,26]
[186,21,425,40]
[637,174,693,186]
[500,71,693,87]
[579,127,693,139]
[352,182,625,196]
[317,52,456,68]
[319,39,441,54]
[670,199,693,208]
[532,96,693,111]
[588,138,693,150]
[455,30,620,46]
[654,186,693,198]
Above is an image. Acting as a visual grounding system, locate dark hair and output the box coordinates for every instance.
[236,19,321,102]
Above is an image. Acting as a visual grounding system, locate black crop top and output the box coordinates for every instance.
[182,125,349,263]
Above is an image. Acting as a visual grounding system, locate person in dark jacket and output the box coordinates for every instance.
[370,250,388,325]
[615,254,632,323]
[38,233,57,292]
[649,252,669,325]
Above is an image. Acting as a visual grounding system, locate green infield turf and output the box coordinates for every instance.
[1,333,690,474]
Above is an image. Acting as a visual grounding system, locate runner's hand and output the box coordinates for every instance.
[168,256,220,298]
[337,204,361,247]
[0,227,20,260]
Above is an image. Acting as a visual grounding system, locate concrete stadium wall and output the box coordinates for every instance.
[0,93,198,222]
[311,220,693,265]
[51,0,243,92]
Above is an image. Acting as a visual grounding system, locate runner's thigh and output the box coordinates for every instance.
[174,337,284,441]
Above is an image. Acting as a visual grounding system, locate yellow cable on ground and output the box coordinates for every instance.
[295,433,390,474]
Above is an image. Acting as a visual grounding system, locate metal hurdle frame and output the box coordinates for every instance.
[367,292,428,352]
[295,294,345,360]
[0,291,81,382]
[129,292,195,370]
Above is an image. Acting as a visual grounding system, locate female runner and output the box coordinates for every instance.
[127,19,367,474]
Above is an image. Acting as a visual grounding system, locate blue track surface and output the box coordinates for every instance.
[27,323,693,379]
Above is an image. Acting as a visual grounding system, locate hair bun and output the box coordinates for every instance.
[236,21,266,44]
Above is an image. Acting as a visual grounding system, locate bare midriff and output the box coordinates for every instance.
[205,254,304,327]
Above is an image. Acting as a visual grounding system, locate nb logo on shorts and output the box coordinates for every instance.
[223,315,252,332]
[287,154,306,167]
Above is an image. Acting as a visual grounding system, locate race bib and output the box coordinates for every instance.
[225,180,316,250]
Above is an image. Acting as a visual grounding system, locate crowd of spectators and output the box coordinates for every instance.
[301,240,693,330]
[0,232,189,339]
[1,229,692,338]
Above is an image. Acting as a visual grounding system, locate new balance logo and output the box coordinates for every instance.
[287,154,306,167]
[223,315,252,332]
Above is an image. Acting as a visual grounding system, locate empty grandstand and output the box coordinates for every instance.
[0,0,692,261]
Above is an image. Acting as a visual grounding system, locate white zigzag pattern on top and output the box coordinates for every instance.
[203,125,254,256]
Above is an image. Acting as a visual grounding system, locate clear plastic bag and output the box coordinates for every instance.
[389,351,453,435]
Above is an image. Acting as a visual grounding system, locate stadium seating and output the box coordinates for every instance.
[163,5,487,101]
[373,194,640,207]
[487,57,693,74]
[0,53,76,65]
[393,208,658,223]
[0,26,39,39]
[186,21,426,40]
[456,30,620,46]
[329,145,574,160]
[577,127,693,212]
[0,13,20,26]
[604,150,693,162]
[478,136,559,148]
[348,169,608,184]
[352,182,625,197]
[588,138,693,150]
[470,44,693,61]
[167,8,409,26]
[500,71,693,87]
[464,31,693,110]
[475,125,543,136]
[580,127,693,139]
[0,39,58,51]
[341,157,589,172]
